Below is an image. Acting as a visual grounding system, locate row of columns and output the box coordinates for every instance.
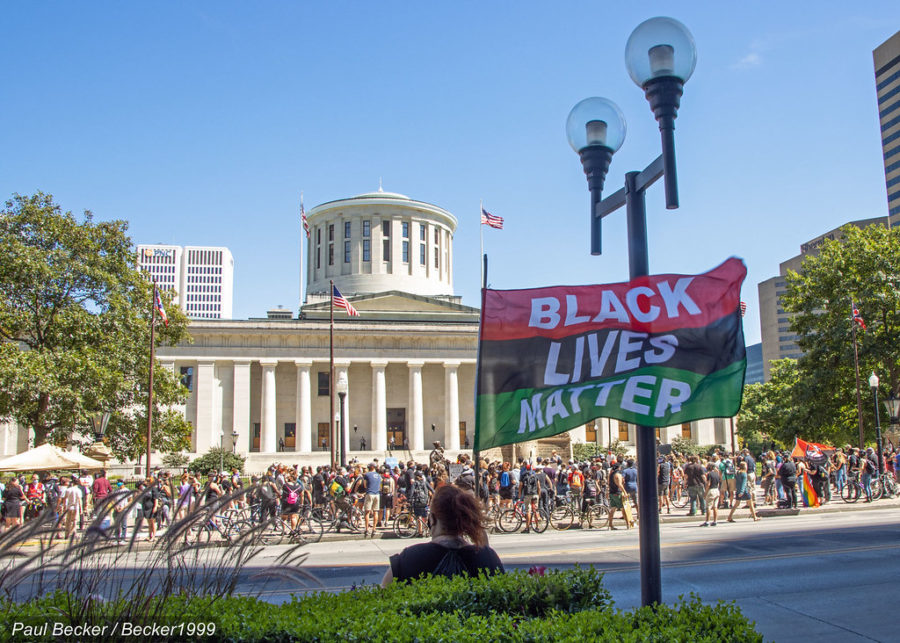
[189,358,464,454]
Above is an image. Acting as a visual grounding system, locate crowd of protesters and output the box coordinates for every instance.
[2,441,897,541]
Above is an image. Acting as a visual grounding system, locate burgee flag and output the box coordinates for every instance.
[332,285,360,317]
[481,208,504,230]
[155,288,169,328]
[474,257,747,451]
[301,202,310,238]
[851,301,866,331]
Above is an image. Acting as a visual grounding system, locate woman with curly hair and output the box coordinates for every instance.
[381,484,504,586]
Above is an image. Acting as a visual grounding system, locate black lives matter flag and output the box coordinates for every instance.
[475,258,747,451]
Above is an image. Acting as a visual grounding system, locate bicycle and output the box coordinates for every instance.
[549,492,608,530]
[498,499,549,533]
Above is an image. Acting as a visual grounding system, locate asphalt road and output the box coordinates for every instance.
[5,505,898,642]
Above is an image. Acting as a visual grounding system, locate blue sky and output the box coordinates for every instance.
[2,2,898,345]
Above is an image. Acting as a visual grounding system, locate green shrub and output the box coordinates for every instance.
[0,569,762,643]
[189,447,245,475]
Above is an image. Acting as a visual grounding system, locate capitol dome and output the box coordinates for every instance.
[304,187,457,300]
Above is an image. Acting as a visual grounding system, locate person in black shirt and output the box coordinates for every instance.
[382,484,503,586]
[779,458,798,509]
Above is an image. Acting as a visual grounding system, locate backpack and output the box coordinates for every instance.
[432,546,472,578]
[380,476,392,495]
[285,487,299,505]
[866,458,877,474]
[584,478,598,497]
[328,480,345,498]
[724,460,736,476]
[410,480,428,506]
[522,472,538,496]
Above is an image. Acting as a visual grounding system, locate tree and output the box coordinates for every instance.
[780,223,900,446]
[0,192,193,461]
[190,448,246,476]
[737,359,800,447]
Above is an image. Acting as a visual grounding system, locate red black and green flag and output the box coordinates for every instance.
[475,258,747,451]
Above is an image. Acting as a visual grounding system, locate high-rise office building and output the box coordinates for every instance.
[757,218,883,380]
[136,244,234,320]
[875,30,900,226]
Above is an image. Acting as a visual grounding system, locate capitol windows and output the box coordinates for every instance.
[316,228,322,269]
[328,224,335,266]
[317,372,329,396]
[362,220,371,261]
[420,243,426,265]
[383,221,391,261]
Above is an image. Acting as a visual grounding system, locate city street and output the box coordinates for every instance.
[8,503,894,642]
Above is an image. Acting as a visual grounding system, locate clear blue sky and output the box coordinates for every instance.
[2,2,898,345]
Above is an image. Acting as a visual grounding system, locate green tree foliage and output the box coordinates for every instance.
[0,192,193,461]
[737,359,800,446]
[762,223,900,446]
[190,448,246,475]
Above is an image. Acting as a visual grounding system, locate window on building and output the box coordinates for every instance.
[328,224,334,242]
[618,421,629,442]
[420,224,426,241]
[179,366,194,392]
[317,372,330,396]
[402,240,409,263]
[402,221,409,239]
[419,243,426,265]
[363,239,371,261]
[344,221,351,238]
[383,221,391,261]
[344,240,351,263]
[434,228,439,244]
[362,220,370,237]
[585,421,597,443]
[681,422,692,439]
[328,244,334,266]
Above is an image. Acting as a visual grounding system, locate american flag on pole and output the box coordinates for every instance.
[301,201,310,238]
[481,208,504,230]
[332,284,360,317]
[739,301,747,317]
[851,301,866,331]
[155,287,169,328]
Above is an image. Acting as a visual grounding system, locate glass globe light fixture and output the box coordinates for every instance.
[625,17,697,87]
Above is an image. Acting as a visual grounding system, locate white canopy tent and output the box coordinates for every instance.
[0,443,105,472]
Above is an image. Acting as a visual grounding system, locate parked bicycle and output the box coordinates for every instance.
[498,499,549,533]
[549,492,607,531]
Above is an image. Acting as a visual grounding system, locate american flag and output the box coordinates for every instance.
[739,301,747,317]
[301,201,310,238]
[851,301,866,331]
[481,207,504,230]
[155,286,169,328]
[332,284,360,317]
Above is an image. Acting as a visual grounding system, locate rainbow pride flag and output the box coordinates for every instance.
[801,472,819,508]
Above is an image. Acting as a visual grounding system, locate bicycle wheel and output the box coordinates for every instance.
[671,486,689,508]
[871,477,884,500]
[841,482,859,503]
[587,503,609,528]
[550,505,574,531]
[293,515,325,544]
[497,508,523,533]
[531,510,549,533]
[393,512,417,538]
[184,523,212,545]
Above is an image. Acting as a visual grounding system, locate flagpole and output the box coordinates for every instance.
[330,279,336,469]
[299,192,304,311]
[146,280,157,477]
[479,200,485,290]
[851,299,865,449]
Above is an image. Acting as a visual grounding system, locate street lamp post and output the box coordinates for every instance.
[869,373,884,476]
[336,372,349,468]
[566,17,696,608]
[231,428,239,454]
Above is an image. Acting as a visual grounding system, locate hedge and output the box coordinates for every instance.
[0,567,762,643]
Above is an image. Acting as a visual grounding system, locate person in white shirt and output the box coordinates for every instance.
[57,478,82,539]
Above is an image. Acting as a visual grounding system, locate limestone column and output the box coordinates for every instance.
[260,360,278,453]
[444,361,461,450]
[295,360,312,452]
[408,360,425,451]
[195,361,216,453]
[371,360,388,451]
[232,360,251,454]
